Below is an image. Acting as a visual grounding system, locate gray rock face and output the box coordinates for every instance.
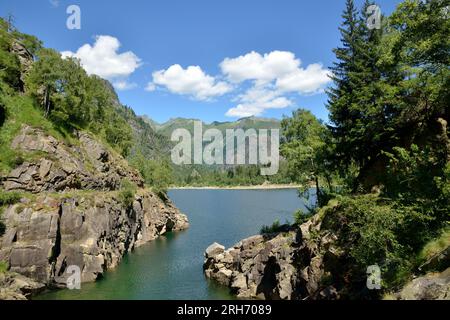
[0,272,45,300]
[2,126,143,193]
[0,125,189,298]
[203,214,345,300]
[204,209,450,301]
[0,191,188,288]
[204,233,297,299]
[396,268,450,300]
[205,242,225,259]
[11,41,33,86]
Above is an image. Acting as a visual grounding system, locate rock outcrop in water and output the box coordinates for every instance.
[204,205,449,300]
[0,126,189,299]
[204,234,297,299]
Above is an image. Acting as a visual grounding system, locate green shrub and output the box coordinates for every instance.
[417,227,450,271]
[0,261,9,274]
[118,179,137,208]
[321,193,448,290]
[260,220,289,235]
[129,152,173,197]
[0,191,21,206]
[293,209,312,225]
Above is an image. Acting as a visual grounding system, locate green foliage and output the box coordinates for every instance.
[327,0,449,191]
[0,19,22,91]
[293,209,311,226]
[383,145,449,245]
[130,152,173,196]
[418,227,450,270]
[322,195,417,288]
[171,162,292,187]
[0,191,21,206]
[260,220,283,235]
[301,0,450,294]
[24,48,133,157]
[118,179,137,208]
[0,261,8,274]
[0,94,65,174]
[280,109,335,206]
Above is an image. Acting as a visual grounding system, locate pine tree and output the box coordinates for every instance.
[327,0,386,189]
[326,0,361,168]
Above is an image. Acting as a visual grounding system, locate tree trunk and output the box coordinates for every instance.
[44,86,50,117]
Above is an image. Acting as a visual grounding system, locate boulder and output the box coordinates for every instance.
[204,232,296,300]
[205,242,225,259]
[0,272,45,300]
[397,268,450,300]
[212,268,233,286]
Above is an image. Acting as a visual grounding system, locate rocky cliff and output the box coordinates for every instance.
[3,125,143,193]
[0,125,188,299]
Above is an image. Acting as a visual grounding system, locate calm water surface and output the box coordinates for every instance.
[37,189,313,300]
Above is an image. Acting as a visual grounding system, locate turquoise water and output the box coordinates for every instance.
[36,189,312,300]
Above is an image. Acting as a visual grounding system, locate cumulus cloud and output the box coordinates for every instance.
[226,87,293,117]
[61,35,141,90]
[145,50,331,117]
[276,63,331,94]
[113,81,138,91]
[220,51,331,117]
[220,51,300,84]
[147,64,232,101]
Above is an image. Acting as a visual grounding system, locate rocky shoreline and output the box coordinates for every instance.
[203,207,450,300]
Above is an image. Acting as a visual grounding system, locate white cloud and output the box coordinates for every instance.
[61,35,141,90]
[276,63,331,94]
[226,87,293,117]
[220,51,300,84]
[147,64,232,101]
[113,81,137,91]
[220,51,331,117]
[145,50,331,117]
[49,0,59,8]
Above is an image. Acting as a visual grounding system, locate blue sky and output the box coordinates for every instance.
[0,0,402,123]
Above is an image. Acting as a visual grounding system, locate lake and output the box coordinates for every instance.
[36,188,313,300]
